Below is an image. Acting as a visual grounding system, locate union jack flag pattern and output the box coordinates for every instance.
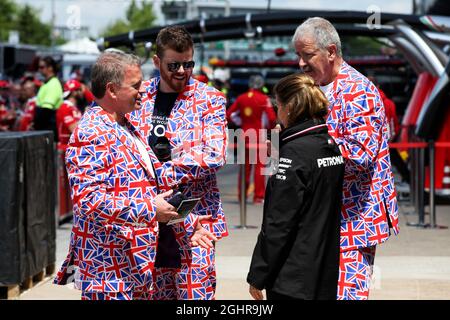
[54,105,166,299]
[81,291,151,300]
[129,77,228,300]
[337,246,376,300]
[152,246,216,300]
[323,61,399,300]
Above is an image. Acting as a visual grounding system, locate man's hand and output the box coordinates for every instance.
[191,215,218,249]
[249,285,264,300]
[154,190,179,223]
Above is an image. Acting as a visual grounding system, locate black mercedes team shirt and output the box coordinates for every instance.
[247,118,344,300]
[151,91,181,269]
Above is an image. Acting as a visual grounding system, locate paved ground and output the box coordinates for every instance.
[17,163,450,300]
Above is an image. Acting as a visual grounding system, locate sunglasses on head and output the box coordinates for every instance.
[166,61,195,72]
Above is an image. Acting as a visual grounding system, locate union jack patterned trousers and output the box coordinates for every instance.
[152,246,216,300]
[81,291,152,300]
[337,246,377,300]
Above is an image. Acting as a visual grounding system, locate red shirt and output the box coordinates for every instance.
[0,97,16,131]
[226,89,276,131]
[0,105,7,131]
[17,97,37,131]
[56,100,82,148]
[83,87,95,104]
[379,88,399,141]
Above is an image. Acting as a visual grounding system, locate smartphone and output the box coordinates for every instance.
[167,191,186,209]
[167,197,201,226]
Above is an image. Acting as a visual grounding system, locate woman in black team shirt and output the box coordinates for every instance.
[247,74,344,300]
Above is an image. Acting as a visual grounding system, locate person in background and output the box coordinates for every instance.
[226,74,277,204]
[81,83,95,110]
[56,79,84,151]
[368,75,410,185]
[292,17,399,300]
[55,79,84,222]
[211,78,229,97]
[193,70,209,84]
[34,56,63,139]
[69,68,95,111]
[0,79,15,131]
[16,77,40,131]
[247,73,344,300]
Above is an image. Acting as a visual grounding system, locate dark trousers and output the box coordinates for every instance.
[266,290,303,300]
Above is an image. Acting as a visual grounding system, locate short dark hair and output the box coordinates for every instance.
[156,26,194,58]
[40,56,59,74]
[91,51,141,99]
[274,73,329,127]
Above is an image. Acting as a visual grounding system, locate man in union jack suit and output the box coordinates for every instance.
[53,51,215,300]
[292,17,399,300]
[129,26,228,300]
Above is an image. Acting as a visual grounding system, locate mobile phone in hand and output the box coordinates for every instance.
[167,191,186,209]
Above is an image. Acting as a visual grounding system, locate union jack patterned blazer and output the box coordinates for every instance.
[54,105,172,293]
[324,61,400,252]
[129,77,229,240]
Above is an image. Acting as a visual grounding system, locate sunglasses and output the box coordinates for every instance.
[166,61,195,72]
[38,65,47,69]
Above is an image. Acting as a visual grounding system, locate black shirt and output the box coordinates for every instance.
[148,91,178,148]
[247,118,344,300]
[152,90,182,269]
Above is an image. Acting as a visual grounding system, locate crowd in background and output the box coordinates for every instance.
[0,57,231,140]
[0,56,94,150]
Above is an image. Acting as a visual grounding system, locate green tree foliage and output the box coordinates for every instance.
[126,0,139,23]
[0,0,53,45]
[15,4,52,46]
[101,0,157,37]
[101,20,130,39]
[128,1,157,31]
[0,0,18,42]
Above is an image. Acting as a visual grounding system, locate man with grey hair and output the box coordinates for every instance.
[249,74,265,91]
[53,51,214,300]
[291,17,399,300]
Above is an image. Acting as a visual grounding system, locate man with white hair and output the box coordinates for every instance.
[292,17,399,300]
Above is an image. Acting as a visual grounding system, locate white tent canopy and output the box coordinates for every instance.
[58,37,100,54]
